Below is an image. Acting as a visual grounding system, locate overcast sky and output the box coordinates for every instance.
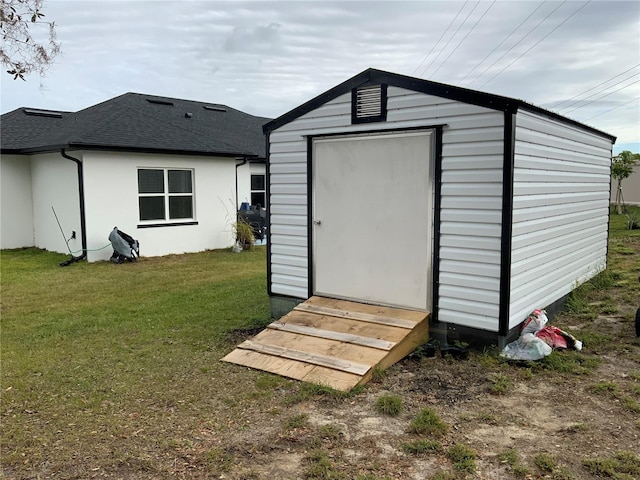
[1,0,638,153]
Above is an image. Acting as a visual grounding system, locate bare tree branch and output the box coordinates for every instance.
[0,0,61,80]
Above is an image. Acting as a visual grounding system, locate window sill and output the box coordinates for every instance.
[138,221,199,229]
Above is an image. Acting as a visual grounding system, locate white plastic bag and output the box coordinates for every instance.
[521,309,549,335]
[501,333,553,361]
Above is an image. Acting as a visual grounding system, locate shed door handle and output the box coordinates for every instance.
[313,220,322,225]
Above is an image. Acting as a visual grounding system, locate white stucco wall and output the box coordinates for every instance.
[31,153,83,255]
[0,154,35,249]
[82,151,238,262]
[236,162,266,209]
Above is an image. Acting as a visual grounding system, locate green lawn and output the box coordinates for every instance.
[1,247,275,477]
[609,204,640,238]
[2,208,639,479]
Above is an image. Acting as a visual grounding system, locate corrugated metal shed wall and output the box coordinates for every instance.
[509,109,612,329]
[269,86,505,332]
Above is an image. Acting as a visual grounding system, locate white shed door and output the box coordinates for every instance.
[313,131,432,311]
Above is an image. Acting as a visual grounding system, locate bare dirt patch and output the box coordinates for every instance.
[197,316,639,480]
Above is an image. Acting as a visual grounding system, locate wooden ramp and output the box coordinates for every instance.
[222,296,429,391]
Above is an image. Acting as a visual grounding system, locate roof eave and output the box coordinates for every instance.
[67,143,260,158]
[264,68,617,143]
[516,103,617,143]
[1,144,261,158]
[1,144,71,155]
[263,68,518,134]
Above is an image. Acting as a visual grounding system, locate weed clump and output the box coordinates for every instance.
[283,413,309,431]
[488,372,512,395]
[303,449,340,479]
[498,448,530,477]
[401,439,441,455]
[535,452,557,472]
[375,394,403,416]
[408,408,448,437]
[583,451,640,477]
[447,444,476,473]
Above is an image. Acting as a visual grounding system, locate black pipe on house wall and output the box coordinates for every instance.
[59,149,87,265]
[235,157,249,213]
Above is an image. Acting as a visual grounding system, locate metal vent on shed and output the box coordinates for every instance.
[352,84,387,124]
[356,85,382,117]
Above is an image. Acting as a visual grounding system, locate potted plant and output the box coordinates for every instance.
[233,218,255,251]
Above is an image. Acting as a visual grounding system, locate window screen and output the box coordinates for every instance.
[138,168,194,222]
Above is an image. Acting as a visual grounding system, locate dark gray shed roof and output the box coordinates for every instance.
[263,68,616,143]
[1,93,270,157]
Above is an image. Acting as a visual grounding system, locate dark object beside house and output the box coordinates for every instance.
[238,203,266,240]
[109,227,140,263]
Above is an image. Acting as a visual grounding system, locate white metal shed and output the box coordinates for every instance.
[262,68,616,345]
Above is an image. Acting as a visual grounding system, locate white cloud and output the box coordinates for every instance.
[223,22,281,52]
[1,0,638,150]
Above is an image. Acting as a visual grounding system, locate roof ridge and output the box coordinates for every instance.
[264,67,616,142]
[123,92,232,110]
[70,103,253,154]
[2,92,269,156]
[74,92,131,114]
[126,105,248,153]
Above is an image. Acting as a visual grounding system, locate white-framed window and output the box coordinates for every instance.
[251,174,266,208]
[138,168,194,222]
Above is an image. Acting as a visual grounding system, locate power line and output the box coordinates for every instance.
[582,96,639,121]
[431,0,496,79]
[424,1,482,78]
[478,0,591,89]
[551,63,640,110]
[413,1,469,77]
[460,1,547,85]
[557,70,640,113]
[467,1,566,87]
[561,78,640,115]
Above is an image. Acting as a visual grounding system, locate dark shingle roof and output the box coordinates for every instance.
[1,93,270,157]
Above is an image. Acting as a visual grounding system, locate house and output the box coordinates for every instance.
[0,93,270,262]
[262,68,616,345]
[611,164,640,206]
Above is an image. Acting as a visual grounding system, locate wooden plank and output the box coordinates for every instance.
[294,303,419,329]
[351,317,430,389]
[302,365,363,391]
[268,321,396,350]
[279,311,410,343]
[223,296,431,392]
[377,317,429,371]
[253,329,388,365]
[223,349,363,391]
[222,349,317,381]
[237,339,372,376]
[307,296,429,322]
